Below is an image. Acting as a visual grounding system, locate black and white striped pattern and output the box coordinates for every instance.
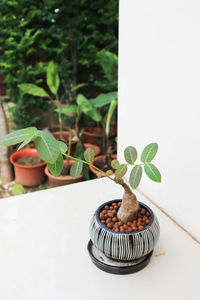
[89,200,160,261]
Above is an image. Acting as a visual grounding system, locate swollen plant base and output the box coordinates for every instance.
[87,240,153,274]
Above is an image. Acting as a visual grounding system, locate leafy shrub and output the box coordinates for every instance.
[0,0,118,128]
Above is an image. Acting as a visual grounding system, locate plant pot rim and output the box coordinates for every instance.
[10,148,46,169]
[95,199,154,235]
[51,131,77,144]
[82,127,116,137]
[44,159,83,180]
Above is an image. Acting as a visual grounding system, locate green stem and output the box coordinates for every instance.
[62,153,116,183]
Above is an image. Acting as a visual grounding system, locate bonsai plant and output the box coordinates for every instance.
[0,128,161,274]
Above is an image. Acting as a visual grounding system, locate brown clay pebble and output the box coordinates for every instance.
[123,224,128,229]
[141,208,146,215]
[145,219,150,225]
[112,209,117,215]
[107,223,113,228]
[114,228,119,232]
[114,205,118,210]
[127,222,132,226]
[118,221,123,226]
[120,226,124,232]
[101,220,105,224]
[146,211,150,217]
[118,202,121,207]
[112,202,116,206]
[112,217,117,222]
[127,227,132,232]
[106,218,112,224]
[143,216,147,221]
[138,225,144,230]
[104,205,109,210]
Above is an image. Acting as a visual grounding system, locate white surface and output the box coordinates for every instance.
[0,178,199,300]
[118,0,200,240]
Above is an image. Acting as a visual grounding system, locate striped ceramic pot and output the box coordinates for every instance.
[89,199,160,261]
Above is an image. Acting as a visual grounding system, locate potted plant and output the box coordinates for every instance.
[0,128,161,274]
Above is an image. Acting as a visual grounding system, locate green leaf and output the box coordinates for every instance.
[97,172,102,178]
[115,164,128,181]
[47,61,60,95]
[111,159,120,169]
[47,153,63,177]
[106,170,113,176]
[129,165,143,190]
[105,98,117,136]
[76,94,102,122]
[0,127,37,146]
[70,161,83,179]
[58,141,68,153]
[17,132,36,150]
[90,92,118,108]
[71,83,87,91]
[55,105,78,115]
[144,163,161,182]
[12,184,25,196]
[141,143,158,163]
[34,131,60,163]
[84,148,95,163]
[75,141,90,180]
[124,146,137,164]
[18,84,49,97]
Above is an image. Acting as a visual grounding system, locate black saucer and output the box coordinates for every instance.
[87,240,153,275]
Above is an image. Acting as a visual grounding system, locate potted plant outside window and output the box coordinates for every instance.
[0,128,161,274]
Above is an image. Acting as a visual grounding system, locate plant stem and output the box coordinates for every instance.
[63,153,116,183]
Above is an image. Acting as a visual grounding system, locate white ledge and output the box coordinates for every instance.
[0,178,199,300]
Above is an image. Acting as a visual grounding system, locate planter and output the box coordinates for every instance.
[10,148,46,187]
[83,143,101,157]
[89,154,117,178]
[82,127,116,148]
[88,199,160,274]
[45,160,83,188]
[51,131,77,155]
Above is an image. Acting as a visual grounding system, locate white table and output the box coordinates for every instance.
[0,178,199,300]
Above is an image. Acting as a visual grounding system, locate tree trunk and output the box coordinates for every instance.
[117,179,139,223]
[0,99,13,183]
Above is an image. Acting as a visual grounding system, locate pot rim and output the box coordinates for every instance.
[44,159,83,180]
[82,127,116,137]
[10,148,46,169]
[89,154,117,175]
[95,199,154,235]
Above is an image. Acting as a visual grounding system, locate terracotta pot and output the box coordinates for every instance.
[89,154,117,178]
[51,131,77,154]
[45,160,83,188]
[83,143,101,157]
[81,127,116,147]
[10,148,46,187]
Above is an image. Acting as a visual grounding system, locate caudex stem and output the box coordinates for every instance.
[63,153,139,223]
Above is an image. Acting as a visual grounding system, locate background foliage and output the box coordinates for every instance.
[0,0,118,128]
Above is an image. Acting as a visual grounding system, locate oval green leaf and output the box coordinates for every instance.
[105,170,113,176]
[144,163,161,182]
[124,146,137,164]
[141,143,158,163]
[84,147,95,163]
[58,141,68,153]
[0,127,37,146]
[47,153,63,177]
[47,61,60,95]
[34,131,60,164]
[115,164,127,181]
[129,165,143,190]
[111,159,120,169]
[70,160,83,179]
[18,84,49,97]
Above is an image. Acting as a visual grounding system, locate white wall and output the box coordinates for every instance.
[118,0,200,241]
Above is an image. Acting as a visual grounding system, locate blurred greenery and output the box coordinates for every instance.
[0,0,118,128]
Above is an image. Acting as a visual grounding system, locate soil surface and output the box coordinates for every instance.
[99,202,151,233]
[15,156,43,166]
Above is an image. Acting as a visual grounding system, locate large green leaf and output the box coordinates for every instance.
[0,127,37,146]
[141,143,158,163]
[97,50,118,85]
[144,163,161,182]
[129,165,143,190]
[47,153,63,177]
[17,131,37,150]
[18,84,49,97]
[84,148,95,163]
[105,98,117,136]
[124,146,137,164]
[34,131,60,163]
[70,160,83,179]
[90,92,117,108]
[55,105,78,115]
[115,164,128,181]
[47,61,60,95]
[58,141,68,153]
[71,83,87,92]
[75,140,90,180]
[76,94,102,121]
